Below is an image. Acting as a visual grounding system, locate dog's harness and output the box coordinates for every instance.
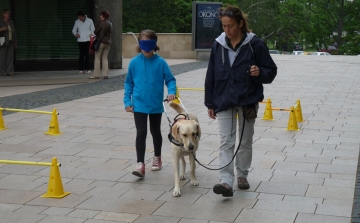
[167,114,187,147]
[163,98,191,147]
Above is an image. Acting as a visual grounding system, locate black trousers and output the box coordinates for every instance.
[134,112,163,163]
[78,41,90,71]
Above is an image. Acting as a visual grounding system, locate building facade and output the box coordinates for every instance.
[0,0,122,71]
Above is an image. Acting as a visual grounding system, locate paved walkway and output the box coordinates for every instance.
[0,56,359,223]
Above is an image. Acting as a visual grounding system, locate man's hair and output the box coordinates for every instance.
[76,11,85,17]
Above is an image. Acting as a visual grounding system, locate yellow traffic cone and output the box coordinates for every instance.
[295,99,304,122]
[286,106,299,131]
[262,98,274,120]
[172,86,181,104]
[0,109,6,130]
[41,157,70,198]
[45,108,62,135]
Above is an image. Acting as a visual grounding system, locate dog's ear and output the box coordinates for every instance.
[172,122,180,141]
[196,123,201,139]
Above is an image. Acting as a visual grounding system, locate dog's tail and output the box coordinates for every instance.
[169,101,186,114]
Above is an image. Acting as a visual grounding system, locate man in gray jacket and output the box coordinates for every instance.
[72,11,94,74]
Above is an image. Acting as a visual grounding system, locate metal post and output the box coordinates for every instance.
[122,32,139,58]
[126,32,138,45]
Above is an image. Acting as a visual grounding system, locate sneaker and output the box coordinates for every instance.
[85,70,92,74]
[237,177,250,189]
[151,156,162,171]
[89,76,99,79]
[103,76,108,79]
[213,183,233,197]
[79,71,83,74]
[132,162,145,177]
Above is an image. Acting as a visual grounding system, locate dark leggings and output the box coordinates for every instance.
[134,112,163,163]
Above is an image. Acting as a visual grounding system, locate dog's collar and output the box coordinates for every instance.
[168,133,183,147]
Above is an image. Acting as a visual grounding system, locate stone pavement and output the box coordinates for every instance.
[0,55,359,223]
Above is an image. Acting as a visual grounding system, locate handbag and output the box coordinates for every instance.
[89,36,95,55]
[0,37,5,47]
[92,37,102,51]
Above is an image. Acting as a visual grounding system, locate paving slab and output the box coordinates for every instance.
[0,189,42,204]
[0,212,46,223]
[0,56,359,222]
[153,198,256,222]
[256,181,308,196]
[133,215,181,223]
[295,213,351,223]
[235,209,297,223]
[66,209,100,219]
[93,211,139,222]
[254,199,316,213]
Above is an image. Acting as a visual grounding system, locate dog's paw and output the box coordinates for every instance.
[191,180,199,186]
[173,189,181,197]
[179,174,186,180]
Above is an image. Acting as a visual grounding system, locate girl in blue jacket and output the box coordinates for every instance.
[123,29,176,178]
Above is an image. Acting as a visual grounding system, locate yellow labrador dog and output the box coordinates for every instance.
[168,101,201,197]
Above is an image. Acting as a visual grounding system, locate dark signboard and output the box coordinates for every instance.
[192,1,222,50]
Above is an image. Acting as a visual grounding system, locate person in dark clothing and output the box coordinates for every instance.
[204,5,277,197]
[0,9,17,76]
[89,11,112,79]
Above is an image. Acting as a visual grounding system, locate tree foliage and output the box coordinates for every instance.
[277,0,360,54]
[123,0,235,33]
[122,0,360,54]
[235,0,282,41]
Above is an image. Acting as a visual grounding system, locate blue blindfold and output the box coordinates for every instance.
[139,39,157,52]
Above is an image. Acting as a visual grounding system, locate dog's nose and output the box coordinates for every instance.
[189,145,194,151]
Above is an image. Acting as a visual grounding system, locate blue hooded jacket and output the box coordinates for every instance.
[204,32,277,113]
[123,53,176,114]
